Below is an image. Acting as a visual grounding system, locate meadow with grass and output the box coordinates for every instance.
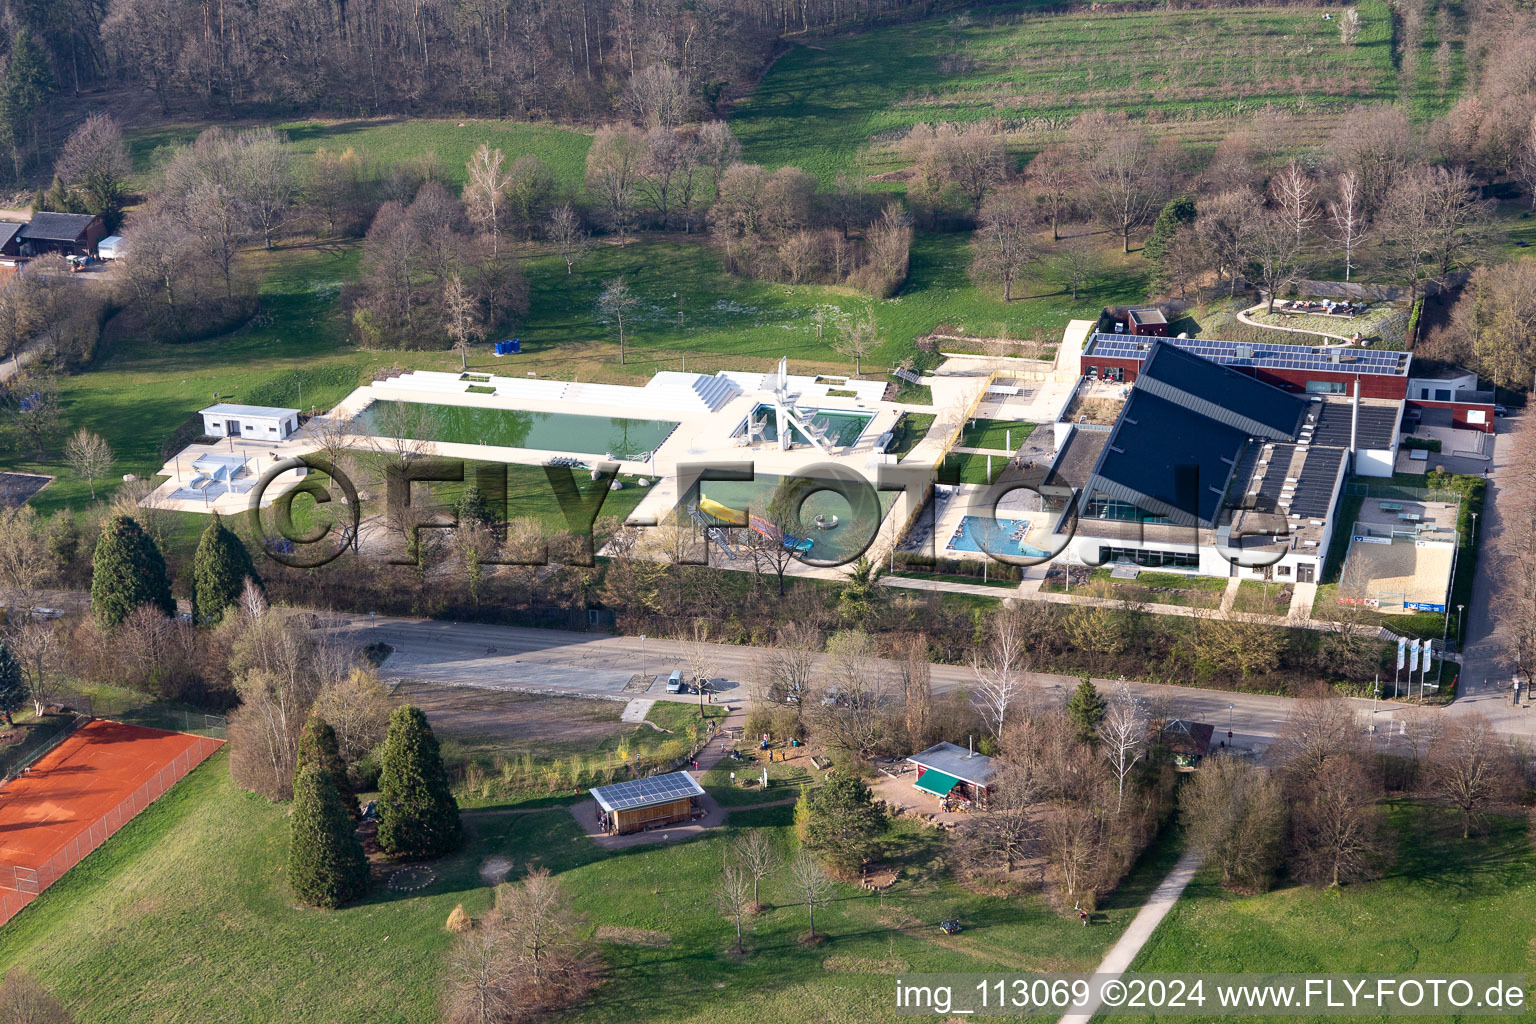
[127,118,594,192]
[1104,804,1536,1024]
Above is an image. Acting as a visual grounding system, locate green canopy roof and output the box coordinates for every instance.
[914,770,961,797]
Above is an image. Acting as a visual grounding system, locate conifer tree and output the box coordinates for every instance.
[288,764,369,908]
[90,515,175,628]
[0,638,22,727]
[1066,678,1107,746]
[297,714,356,819]
[193,512,261,625]
[377,706,462,857]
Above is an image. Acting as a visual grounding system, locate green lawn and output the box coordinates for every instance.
[1232,579,1293,615]
[959,419,1035,452]
[0,751,1182,1024]
[940,450,1013,485]
[731,0,1407,183]
[1042,567,1229,608]
[887,412,937,460]
[128,118,593,193]
[1106,803,1535,1024]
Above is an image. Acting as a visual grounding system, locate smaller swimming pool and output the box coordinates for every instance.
[737,403,873,448]
[946,515,1052,558]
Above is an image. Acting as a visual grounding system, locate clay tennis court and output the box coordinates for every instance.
[0,720,223,925]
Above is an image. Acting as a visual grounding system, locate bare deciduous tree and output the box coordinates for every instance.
[1099,681,1147,811]
[831,311,878,376]
[464,144,511,258]
[971,603,1031,742]
[1328,171,1368,283]
[1421,713,1521,838]
[712,865,753,952]
[1181,754,1287,893]
[441,911,517,1024]
[547,204,590,276]
[1290,757,1388,887]
[734,828,781,908]
[64,428,113,500]
[442,272,485,370]
[970,186,1039,301]
[788,851,834,940]
[597,276,640,365]
[586,126,645,244]
[628,64,691,128]
[0,505,50,615]
[1195,188,1260,296]
[1083,132,1169,253]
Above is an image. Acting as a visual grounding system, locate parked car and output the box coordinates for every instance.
[666,669,686,694]
[1494,404,1509,417]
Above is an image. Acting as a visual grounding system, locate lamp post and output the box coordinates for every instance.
[1456,603,1465,645]
[1227,702,1234,743]
[1471,511,1478,545]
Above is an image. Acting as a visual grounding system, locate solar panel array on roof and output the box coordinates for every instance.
[1311,401,1399,449]
[589,771,704,813]
[1288,448,1343,518]
[1087,334,1409,377]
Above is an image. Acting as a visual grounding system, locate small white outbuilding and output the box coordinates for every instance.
[199,403,301,441]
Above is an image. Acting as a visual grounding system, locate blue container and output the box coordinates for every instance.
[511,338,521,353]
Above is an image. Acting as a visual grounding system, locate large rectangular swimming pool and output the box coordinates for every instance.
[354,399,679,459]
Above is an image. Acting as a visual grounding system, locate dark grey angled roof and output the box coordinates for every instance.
[589,771,704,813]
[907,742,996,786]
[0,222,23,250]
[19,212,97,242]
[1138,342,1307,439]
[1085,388,1251,527]
[1311,400,1399,449]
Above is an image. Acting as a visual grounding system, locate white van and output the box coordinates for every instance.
[666,670,685,694]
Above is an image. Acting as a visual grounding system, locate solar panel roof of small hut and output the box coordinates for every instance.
[589,771,706,813]
[1087,334,1412,377]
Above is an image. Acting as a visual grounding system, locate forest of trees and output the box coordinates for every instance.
[0,0,948,163]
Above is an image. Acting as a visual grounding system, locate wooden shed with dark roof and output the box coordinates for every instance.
[18,212,105,256]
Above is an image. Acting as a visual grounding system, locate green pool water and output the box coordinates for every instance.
[354,399,678,458]
[694,473,897,565]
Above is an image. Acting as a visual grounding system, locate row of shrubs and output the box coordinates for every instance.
[890,550,1026,581]
[451,723,720,802]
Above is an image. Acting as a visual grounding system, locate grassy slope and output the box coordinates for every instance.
[1105,802,1536,1024]
[731,0,1404,183]
[0,753,1179,1024]
[128,119,593,192]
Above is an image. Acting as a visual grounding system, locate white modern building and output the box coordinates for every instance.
[199,404,300,441]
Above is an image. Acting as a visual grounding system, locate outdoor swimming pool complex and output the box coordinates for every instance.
[736,403,874,448]
[354,399,679,459]
[946,516,1052,559]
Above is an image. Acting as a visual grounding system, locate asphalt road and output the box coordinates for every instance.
[334,615,1482,753]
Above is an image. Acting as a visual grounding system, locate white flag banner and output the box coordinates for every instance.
[1396,636,1406,671]
[1421,641,1432,674]
[1409,639,1421,673]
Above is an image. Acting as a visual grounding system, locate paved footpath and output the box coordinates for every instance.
[1058,850,1205,1024]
